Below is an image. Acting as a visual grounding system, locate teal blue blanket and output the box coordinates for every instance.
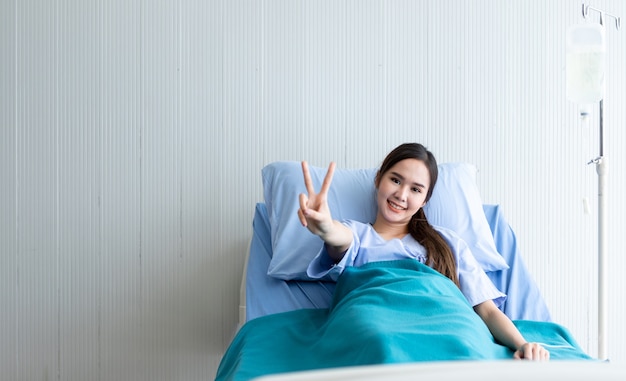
[216,259,591,381]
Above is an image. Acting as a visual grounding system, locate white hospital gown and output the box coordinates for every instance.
[306,220,505,307]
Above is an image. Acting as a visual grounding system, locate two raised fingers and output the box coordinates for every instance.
[301,161,336,199]
[298,161,336,225]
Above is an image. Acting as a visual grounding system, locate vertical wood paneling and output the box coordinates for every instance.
[2,1,626,379]
[344,0,387,165]
[141,2,183,377]
[0,1,17,380]
[96,1,144,379]
[14,2,60,380]
[301,0,349,165]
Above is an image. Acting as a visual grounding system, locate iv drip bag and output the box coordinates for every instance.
[566,23,606,104]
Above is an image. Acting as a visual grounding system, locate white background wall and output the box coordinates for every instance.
[1,0,625,380]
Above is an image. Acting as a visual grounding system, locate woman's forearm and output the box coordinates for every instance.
[474,301,526,351]
[319,220,353,262]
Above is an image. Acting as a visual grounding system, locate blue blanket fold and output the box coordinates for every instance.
[216,259,591,381]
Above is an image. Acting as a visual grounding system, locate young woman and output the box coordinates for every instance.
[297,142,549,361]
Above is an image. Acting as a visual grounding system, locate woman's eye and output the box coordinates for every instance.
[391,177,400,185]
[412,187,421,193]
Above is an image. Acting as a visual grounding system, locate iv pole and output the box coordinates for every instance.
[581,3,620,361]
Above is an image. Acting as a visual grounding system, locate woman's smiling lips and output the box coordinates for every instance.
[387,200,406,212]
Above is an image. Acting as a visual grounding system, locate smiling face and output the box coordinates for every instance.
[373,158,431,236]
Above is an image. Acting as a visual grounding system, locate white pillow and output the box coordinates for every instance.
[262,161,508,280]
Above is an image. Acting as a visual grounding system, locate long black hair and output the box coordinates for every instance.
[375,143,459,287]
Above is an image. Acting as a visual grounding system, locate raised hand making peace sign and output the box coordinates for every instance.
[297,161,352,258]
[297,161,335,232]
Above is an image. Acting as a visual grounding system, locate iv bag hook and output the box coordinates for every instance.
[583,4,621,30]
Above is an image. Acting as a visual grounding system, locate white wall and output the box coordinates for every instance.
[1,0,625,379]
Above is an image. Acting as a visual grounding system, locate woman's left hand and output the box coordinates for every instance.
[514,342,550,361]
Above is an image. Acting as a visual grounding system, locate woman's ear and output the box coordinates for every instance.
[374,170,381,188]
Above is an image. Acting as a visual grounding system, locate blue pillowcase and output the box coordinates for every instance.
[262,161,508,281]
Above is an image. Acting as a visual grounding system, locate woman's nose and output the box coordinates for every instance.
[395,187,408,201]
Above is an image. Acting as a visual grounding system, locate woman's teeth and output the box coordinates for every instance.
[388,201,405,211]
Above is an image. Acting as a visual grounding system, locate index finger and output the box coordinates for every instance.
[318,162,336,196]
[301,161,315,195]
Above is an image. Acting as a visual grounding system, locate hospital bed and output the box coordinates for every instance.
[216,161,625,381]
